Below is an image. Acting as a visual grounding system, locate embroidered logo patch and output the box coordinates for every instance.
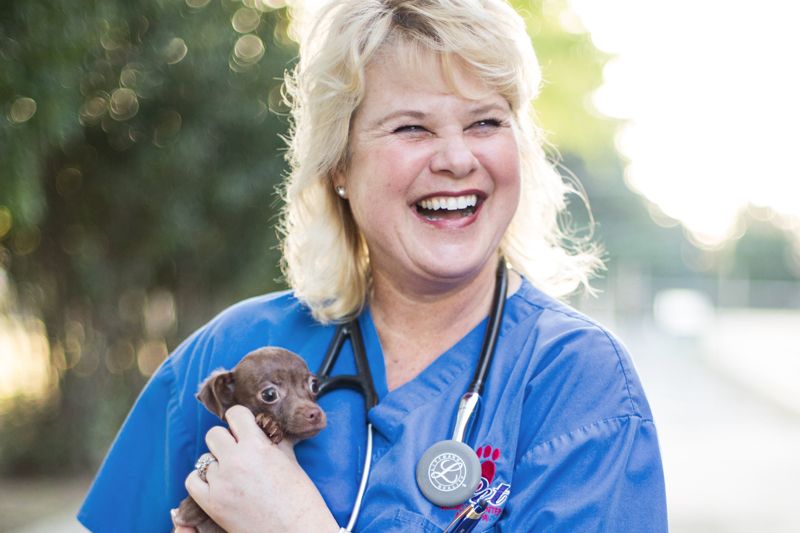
[444,444,511,522]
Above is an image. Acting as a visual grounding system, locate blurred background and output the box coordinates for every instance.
[1,0,798,531]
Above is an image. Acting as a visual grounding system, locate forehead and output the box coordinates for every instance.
[238,351,309,379]
[358,45,500,113]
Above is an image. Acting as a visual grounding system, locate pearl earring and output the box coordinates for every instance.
[335,185,347,198]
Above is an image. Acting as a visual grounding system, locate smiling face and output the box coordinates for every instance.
[338,49,521,294]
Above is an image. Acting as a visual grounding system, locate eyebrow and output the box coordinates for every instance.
[468,103,510,117]
[371,110,427,129]
[370,102,510,129]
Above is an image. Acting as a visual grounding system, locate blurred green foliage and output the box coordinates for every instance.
[513,0,617,161]
[1,0,296,475]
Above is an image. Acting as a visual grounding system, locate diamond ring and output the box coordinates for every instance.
[194,452,217,483]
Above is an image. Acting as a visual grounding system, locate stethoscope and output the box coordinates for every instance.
[316,260,508,531]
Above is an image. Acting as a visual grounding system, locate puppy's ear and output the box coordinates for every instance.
[196,369,235,420]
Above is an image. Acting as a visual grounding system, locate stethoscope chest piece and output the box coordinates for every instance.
[415,440,481,507]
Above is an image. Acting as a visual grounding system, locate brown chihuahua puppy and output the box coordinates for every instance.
[172,347,326,532]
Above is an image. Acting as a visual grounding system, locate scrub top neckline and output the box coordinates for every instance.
[359,286,523,444]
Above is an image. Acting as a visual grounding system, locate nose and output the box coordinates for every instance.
[304,406,322,422]
[429,134,479,178]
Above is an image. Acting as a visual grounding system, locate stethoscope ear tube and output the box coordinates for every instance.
[450,260,507,443]
[317,319,378,410]
[316,319,378,532]
[467,260,508,397]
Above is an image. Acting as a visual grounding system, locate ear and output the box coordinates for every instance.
[196,369,235,420]
[332,169,345,189]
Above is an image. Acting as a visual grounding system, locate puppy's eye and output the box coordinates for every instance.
[261,387,279,404]
[308,377,320,395]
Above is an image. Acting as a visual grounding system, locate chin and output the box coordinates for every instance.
[290,423,327,440]
[414,245,499,279]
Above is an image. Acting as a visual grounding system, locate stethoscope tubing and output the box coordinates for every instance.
[316,259,509,531]
[317,320,378,410]
[345,423,373,532]
[450,261,508,442]
[467,260,508,397]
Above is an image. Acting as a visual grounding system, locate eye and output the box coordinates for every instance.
[308,377,320,395]
[469,118,503,130]
[261,387,279,404]
[392,124,428,135]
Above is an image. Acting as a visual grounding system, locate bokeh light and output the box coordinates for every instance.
[164,37,189,65]
[0,207,12,239]
[12,226,41,256]
[137,339,168,376]
[230,34,266,71]
[109,88,139,121]
[8,97,37,124]
[0,316,56,407]
[232,7,261,33]
[153,110,183,147]
[79,95,109,126]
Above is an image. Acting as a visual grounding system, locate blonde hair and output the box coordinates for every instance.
[279,0,603,324]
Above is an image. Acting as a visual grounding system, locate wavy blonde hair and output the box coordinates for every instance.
[279,0,603,324]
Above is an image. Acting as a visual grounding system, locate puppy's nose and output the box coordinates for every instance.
[304,406,322,422]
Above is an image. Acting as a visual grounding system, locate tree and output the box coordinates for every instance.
[1,0,296,474]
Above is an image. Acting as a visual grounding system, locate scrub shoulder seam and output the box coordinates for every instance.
[515,289,643,417]
[520,414,653,462]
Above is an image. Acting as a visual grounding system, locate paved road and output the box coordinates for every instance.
[621,318,800,533]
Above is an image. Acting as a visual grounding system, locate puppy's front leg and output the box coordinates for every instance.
[174,496,226,533]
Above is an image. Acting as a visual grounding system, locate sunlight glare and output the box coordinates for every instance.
[570,0,800,247]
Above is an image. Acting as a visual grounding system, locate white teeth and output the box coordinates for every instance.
[417,194,478,211]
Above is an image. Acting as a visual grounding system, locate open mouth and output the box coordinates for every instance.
[414,194,480,221]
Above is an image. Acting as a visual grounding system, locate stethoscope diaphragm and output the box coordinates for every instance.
[415,439,482,507]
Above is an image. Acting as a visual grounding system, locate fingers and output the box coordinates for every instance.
[204,405,270,458]
[185,466,213,504]
[205,425,235,457]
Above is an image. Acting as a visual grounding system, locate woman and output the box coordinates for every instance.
[79,0,667,531]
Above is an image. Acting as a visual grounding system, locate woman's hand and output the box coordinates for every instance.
[183,405,339,533]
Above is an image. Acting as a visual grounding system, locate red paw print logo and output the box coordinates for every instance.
[476,444,501,484]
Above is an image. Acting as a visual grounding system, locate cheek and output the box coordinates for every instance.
[477,139,521,201]
[347,145,422,225]
[348,140,428,194]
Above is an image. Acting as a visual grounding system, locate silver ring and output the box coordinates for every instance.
[195,452,217,483]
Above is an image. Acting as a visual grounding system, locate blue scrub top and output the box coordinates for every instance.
[78,279,667,532]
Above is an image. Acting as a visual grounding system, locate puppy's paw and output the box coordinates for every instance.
[174,497,227,533]
[255,413,284,444]
[174,496,207,526]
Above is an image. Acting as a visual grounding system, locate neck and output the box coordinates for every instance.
[369,260,504,390]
